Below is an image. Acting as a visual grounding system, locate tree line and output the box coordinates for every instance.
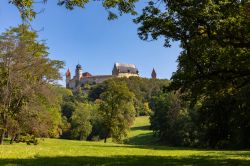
[61,77,169,143]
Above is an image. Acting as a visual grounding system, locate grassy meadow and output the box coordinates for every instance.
[0,116,250,165]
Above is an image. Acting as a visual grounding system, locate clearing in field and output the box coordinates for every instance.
[0,116,249,166]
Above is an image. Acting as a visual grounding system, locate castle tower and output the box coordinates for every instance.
[66,68,71,88]
[75,64,83,80]
[151,68,157,79]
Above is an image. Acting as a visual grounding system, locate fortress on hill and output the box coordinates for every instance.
[66,63,157,91]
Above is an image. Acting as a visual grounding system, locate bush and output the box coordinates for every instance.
[15,134,39,145]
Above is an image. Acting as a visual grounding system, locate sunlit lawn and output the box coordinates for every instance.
[0,116,249,165]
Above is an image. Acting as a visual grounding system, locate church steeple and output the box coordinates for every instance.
[66,68,71,88]
[151,68,157,79]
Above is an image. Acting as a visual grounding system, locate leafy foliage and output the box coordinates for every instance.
[99,80,135,143]
[14,134,39,145]
[150,90,197,147]
[89,77,169,116]
[134,0,250,148]
[0,25,64,144]
[9,0,138,21]
[71,103,94,140]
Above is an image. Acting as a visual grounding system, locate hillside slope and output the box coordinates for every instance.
[125,116,157,145]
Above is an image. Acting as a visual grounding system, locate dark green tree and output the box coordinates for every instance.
[133,0,250,148]
[71,103,95,140]
[150,90,198,146]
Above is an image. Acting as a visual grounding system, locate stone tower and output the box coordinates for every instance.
[75,64,83,80]
[66,68,71,88]
[151,68,157,79]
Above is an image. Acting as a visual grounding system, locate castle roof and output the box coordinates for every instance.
[66,68,71,77]
[76,64,82,69]
[151,68,157,79]
[82,72,92,77]
[114,63,139,74]
[115,63,136,68]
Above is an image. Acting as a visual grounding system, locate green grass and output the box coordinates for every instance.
[125,116,157,145]
[0,116,250,165]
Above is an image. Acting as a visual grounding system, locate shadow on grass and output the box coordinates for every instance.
[130,125,150,131]
[78,143,250,153]
[125,124,158,146]
[124,132,158,146]
[0,155,249,166]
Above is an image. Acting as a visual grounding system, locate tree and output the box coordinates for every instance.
[7,101,53,144]
[99,80,135,143]
[0,25,64,144]
[150,91,197,146]
[196,91,250,149]
[5,85,71,144]
[140,102,152,116]
[134,1,250,148]
[9,0,138,21]
[89,77,169,116]
[133,1,250,100]
[71,103,94,140]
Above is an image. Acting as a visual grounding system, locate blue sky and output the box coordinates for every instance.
[0,1,181,85]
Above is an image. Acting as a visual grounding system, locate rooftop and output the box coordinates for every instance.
[115,63,136,68]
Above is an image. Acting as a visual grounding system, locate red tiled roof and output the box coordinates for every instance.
[66,68,71,77]
[82,72,92,77]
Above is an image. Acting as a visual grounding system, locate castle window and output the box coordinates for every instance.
[127,69,130,73]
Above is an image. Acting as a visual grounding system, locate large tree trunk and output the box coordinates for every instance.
[104,129,110,143]
[0,130,5,145]
[0,126,6,145]
[0,114,7,145]
[10,134,17,144]
[79,131,83,141]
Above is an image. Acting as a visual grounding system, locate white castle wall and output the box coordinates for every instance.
[81,75,114,85]
[116,73,139,78]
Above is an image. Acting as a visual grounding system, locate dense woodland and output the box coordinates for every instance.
[0,0,249,149]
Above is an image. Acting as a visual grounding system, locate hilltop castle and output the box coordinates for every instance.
[66,63,140,91]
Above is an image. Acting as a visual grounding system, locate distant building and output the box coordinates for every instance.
[151,68,157,79]
[66,62,139,91]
